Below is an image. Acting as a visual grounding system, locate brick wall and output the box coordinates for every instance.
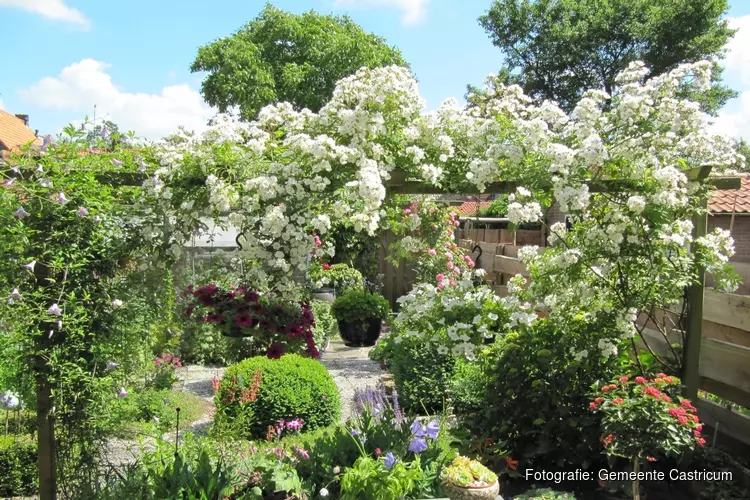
[708,214,750,261]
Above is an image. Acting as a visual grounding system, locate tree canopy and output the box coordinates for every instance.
[190,4,409,120]
[477,0,737,114]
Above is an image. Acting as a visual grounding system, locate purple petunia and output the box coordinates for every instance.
[408,437,428,454]
[384,452,397,470]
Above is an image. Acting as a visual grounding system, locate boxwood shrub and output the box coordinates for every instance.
[214,354,341,439]
[389,334,456,414]
[0,435,37,497]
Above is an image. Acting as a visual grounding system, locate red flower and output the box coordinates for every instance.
[642,386,662,398]
[322,263,331,271]
[601,384,618,393]
[205,312,223,324]
[693,429,702,438]
[612,398,624,405]
[600,434,615,447]
[697,437,706,447]
[635,376,648,384]
[619,376,630,384]
[677,415,689,426]
[589,401,599,410]
[647,456,656,462]
[505,457,518,470]
[235,312,255,328]
[374,448,382,456]
[267,342,285,359]
[244,291,260,303]
[680,399,697,412]
[668,407,687,418]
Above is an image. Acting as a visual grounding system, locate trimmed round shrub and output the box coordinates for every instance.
[214,354,341,438]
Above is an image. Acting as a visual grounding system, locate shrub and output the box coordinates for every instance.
[309,262,364,293]
[389,334,456,413]
[214,354,341,439]
[110,388,207,438]
[311,299,337,349]
[450,359,488,415]
[0,435,37,496]
[477,318,622,473]
[331,290,390,323]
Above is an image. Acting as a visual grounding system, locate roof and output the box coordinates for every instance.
[451,201,492,216]
[709,174,750,214]
[0,110,41,154]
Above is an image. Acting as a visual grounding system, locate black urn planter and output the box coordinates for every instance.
[337,317,383,347]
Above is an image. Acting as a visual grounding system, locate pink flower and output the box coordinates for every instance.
[428,248,437,256]
[447,262,454,270]
[403,209,411,215]
[446,252,453,260]
[436,273,445,281]
[437,282,445,289]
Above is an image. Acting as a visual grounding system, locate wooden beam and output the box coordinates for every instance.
[684,164,710,401]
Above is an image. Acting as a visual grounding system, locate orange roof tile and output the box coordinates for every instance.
[451,201,492,216]
[0,110,42,153]
[709,174,750,214]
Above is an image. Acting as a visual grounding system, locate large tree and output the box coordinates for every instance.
[191,4,408,120]
[476,0,737,113]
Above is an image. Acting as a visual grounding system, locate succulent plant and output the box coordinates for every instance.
[440,454,497,488]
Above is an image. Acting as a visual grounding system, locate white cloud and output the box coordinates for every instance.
[19,59,215,140]
[0,0,90,28]
[713,16,750,141]
[333,0,430,25]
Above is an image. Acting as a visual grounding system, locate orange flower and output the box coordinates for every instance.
[505,456,518,470]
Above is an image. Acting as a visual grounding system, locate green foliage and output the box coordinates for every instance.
[439,454,497,488]
[340,455,424,500]
[108,388,207,438]
[513,489,578,500]
[480,196,509,217]
[214,354,340,439]
[0,435,37,497]
[450,359,489,415]
[309,262,364,293]
[331,290,390,323]
[191,4,408,120]
[478,0,736,113]
[477,318,622,472]
[93,436,240,500]
[388,334,456,413]
[310,299,337,349]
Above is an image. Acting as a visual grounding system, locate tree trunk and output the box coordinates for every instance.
[632,457,640,500]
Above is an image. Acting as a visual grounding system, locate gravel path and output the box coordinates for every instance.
[319,338,386,421]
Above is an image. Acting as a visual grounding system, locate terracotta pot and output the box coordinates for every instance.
[337,318,382,347]
[444,481,499,500]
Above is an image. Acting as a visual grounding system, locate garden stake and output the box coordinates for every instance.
[4,408,8,436]
[175,407,181,456]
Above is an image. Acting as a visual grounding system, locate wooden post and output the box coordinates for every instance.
[32,261,57,500]
[683,166,712,401]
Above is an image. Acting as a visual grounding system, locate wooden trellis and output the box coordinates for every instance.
[385,166,741,401]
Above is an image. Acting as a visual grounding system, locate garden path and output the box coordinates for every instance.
[319,338,385,421]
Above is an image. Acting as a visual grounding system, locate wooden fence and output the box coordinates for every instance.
[379,230,417,310]
[458,238,750,450]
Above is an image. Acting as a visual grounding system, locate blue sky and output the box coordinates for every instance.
[1,0,749,140]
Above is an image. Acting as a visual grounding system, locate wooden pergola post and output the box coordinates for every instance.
[683,165,712,401]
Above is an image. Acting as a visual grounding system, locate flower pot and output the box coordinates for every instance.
[337,318,382,347]
[311,288,335,304]
[444,481,499,500]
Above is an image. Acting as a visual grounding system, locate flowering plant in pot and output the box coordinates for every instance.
[309,260,364,295]
[590,374,705,500]
[331,290,390,347]
[440,454,499,500]
[182,284,318,358]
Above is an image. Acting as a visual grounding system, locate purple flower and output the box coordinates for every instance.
[35,164,44,173]
[76,207,89,217]
[384,452,397,470]
[111,159,123,167]
[410,420,425,437]
[47,303,62,316]
[425,419,440,440]
[5,178,14,186]
[118,387,128,398]
[350,429,360,437]
[14,207,30,219]
[286,418,304,431]
[10,289,21,301]
[106,360,118,371]
[408,437,428,454]
[101,127,109,139]
[54,192,69,204]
